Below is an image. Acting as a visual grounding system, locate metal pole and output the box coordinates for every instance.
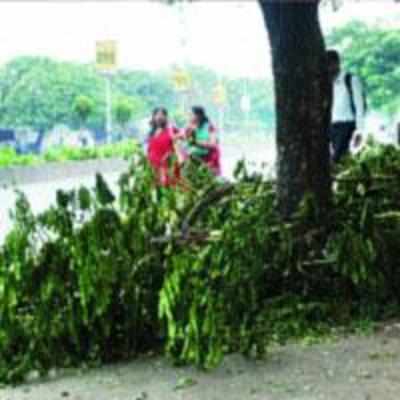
[219,107,224,134]
[397,122,400,146]
[178,0,188,114]
[245,80,250,145]
[246,107,250,142]
[105,74,112,143]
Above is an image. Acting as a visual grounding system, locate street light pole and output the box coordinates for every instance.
[96,40,117,144]
[105,73,112,143]
[178,0,189,115]
[218,106,224,134]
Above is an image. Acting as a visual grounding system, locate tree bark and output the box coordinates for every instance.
[259,0,332,219]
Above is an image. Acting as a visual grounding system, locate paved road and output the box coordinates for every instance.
[2,331,400,400]
[0,173,122,242]
[0,142,275,242]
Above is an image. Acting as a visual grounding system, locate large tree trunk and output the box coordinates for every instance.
[259,0,332,219]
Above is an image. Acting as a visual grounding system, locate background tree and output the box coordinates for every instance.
[224,76,275,133]
[0,56,276,136]
[113,96,145,131]
[0,57,105,131]
[73,95,95,129]
[327,21,400,114]
[112,70,177,112]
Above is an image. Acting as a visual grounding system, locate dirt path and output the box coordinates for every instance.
[2,331,400,400]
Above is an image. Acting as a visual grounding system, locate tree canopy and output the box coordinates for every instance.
[73,95,95,127]
[327,21,400,114]
[0,56,275,134]
[1,20,398,136]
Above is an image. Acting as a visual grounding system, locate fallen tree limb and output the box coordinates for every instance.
[180,183,235,237]
[151,173,400,246]
[151,230,211,245]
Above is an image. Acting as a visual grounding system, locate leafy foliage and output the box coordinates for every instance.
[0,140,138,168]
[327,22,400,113]
[0,154,168,383]
[0,147,40,168]
[0,57,275,133]
[159,144,400,368]
[1,143,400,383]
[73,95,95,127]
[0,57,148,131]
[113,97,143,128]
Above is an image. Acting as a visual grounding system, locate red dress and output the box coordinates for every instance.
[203,144,221,176]
[203,125,221,176]
[147,126,180,186]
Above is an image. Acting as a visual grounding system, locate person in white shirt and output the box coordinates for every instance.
[327,50,366,162]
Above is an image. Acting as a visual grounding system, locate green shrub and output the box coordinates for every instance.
[159,174,277,367]
[0,154,169,382]
[159,143,400,367]
[0,139,139,169]
[1,142,400,384]
[0,147,40,168]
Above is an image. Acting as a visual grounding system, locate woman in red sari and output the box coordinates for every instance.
[147,108,181,186]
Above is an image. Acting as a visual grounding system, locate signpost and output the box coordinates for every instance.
[172,67,192,115]
[96,40,117,142]
[241,93,251,136]
[172,68,191,93]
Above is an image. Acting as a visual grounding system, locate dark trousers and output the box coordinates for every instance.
[329,122,356,163]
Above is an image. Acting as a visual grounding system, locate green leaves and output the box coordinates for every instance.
[0,55,276,137]
[95,174,115,206]
[2,143,400,384]
[158,176,277,369]
[327,21,400,112]
[113,96,143,128]
[0,161,167,383]
[0,139,139,169]
[78,187,92,211]
[73,95,95,125]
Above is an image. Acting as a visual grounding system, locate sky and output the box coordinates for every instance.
[0,1,399,79]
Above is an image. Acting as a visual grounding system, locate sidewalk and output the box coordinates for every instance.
[2,332,400,400]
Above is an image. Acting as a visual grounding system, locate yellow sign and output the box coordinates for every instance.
[172,68,191,92]
[213,83,227,106]
[96,40,117,71]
